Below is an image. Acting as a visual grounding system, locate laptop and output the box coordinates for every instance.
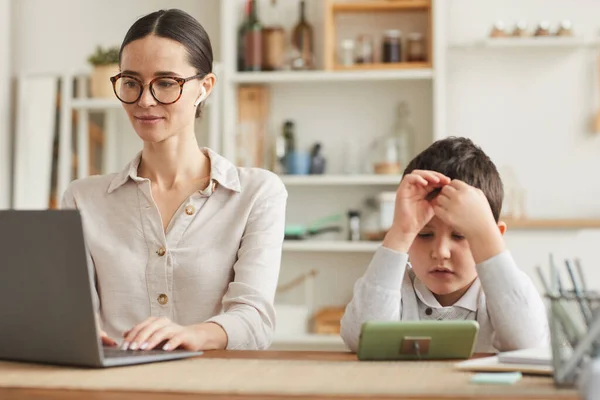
[0,210,202,367]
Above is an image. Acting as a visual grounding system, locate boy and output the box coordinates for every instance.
[340,137,549,353]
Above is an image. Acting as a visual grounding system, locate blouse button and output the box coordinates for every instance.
[425,307,433,316]
[185,205,195,215]
[157,293,169,305]
[157,247,166,257]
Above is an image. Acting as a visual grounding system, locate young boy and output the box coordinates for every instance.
[340,137,549,353]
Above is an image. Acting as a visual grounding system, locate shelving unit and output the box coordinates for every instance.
[220,0,446,350]
[324,0,433,70]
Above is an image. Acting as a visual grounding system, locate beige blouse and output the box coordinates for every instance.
[61,148,288,350]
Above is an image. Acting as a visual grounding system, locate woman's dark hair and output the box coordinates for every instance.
[119,9,213,118]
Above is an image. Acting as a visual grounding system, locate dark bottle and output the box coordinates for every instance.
[283,120,296,154]
[309,143,326,174]
[291,0,314,70]
[237,0,251,72]
[244,0,263,71]
[348,210,361,241]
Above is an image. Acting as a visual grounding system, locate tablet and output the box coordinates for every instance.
[357,320,479,361]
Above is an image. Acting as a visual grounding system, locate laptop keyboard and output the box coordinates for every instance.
[103,347,172,358]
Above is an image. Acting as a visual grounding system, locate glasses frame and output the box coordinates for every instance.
[109,73,205,105]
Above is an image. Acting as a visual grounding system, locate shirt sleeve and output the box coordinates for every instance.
[60,184,100,314]
[340,246,408,352]
[477,250,550,351]
[206,186,288,350]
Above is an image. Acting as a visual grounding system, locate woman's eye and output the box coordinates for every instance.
[417,233,433,238]
[452,234,465,240]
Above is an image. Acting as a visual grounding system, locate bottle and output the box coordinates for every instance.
[244,0,263,71]
[309,143,326,174]
[347,210,361,241]
[262,1,285,71]
[291,0,314,70]
[237,0,251,72]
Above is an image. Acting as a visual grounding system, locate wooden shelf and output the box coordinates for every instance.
[333,62,431,71]
[332,0,430,13]
[504,218,600,230]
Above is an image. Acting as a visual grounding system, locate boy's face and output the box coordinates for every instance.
[408,216,478,304]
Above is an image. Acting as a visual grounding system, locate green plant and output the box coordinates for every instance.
[87,46,119,66]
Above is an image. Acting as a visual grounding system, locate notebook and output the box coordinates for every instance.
[497,347,551,366]
[455,347,553,376]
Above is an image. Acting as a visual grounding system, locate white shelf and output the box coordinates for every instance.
[230,69,433,84]
[71,98,122,110]
[450,37,600,49]
[283,240,380,252]
[281,174,402,186]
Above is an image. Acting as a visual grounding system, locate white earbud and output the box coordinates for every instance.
[194,87,207,107]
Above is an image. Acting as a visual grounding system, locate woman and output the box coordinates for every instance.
[61,9,287,352]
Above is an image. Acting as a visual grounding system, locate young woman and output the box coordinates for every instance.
[62,9,287,352]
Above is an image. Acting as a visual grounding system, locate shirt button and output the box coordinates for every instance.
[425,307,433,316]
[157,294,169,305]
[157,247,166,257]
[185,205,195,215]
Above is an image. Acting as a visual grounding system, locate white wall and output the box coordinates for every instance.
[0,0,10,208]
[11,0,221,75]
[10,0,221,173]
[446,0,600,289]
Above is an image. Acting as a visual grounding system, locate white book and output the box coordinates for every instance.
[497,347,552,366]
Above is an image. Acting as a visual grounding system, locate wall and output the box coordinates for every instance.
[10,0,221,168]
[0,0,10,208]
[446,0,600,289]
[9,0,600,293]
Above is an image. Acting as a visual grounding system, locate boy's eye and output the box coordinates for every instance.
[417,233,433,238]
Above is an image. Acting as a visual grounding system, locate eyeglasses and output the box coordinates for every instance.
[109,73,204,105]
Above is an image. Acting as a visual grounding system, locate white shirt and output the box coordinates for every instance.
[340,246,549,353]
[61,148,288,350]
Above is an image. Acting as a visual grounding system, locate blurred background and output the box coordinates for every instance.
[1,0,600,351]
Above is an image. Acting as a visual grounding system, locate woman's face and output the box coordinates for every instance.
[118,35,209,143]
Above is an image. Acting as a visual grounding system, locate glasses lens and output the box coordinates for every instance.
[151,78,181,104]
[114,77,142,103]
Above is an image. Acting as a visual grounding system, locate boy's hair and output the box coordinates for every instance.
[403,137,504,221]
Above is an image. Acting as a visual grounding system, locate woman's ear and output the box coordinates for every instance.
[497,220,507,235]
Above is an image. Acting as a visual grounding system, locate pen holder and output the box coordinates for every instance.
[547,291,600,388]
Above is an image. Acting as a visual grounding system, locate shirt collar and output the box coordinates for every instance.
[107,147,241,194]
[413,275,480,312]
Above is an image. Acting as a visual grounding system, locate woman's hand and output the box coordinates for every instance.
[100,330,117,347]
[121,317,227,351]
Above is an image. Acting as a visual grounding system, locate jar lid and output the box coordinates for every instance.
[538,20,550,29]
[384,30,402,38]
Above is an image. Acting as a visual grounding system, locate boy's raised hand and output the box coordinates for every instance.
[383,170,450,252]
[433,179,505,263]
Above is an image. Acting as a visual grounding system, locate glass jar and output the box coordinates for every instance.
[368,102,413,175]
[339,39,355,67]
[406,33,426,62]
[354,34,374,64]
[382,30,402,63]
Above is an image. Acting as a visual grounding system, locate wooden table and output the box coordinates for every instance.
[0,351,580,400]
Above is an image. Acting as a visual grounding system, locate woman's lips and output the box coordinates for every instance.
[135,116,164,124]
